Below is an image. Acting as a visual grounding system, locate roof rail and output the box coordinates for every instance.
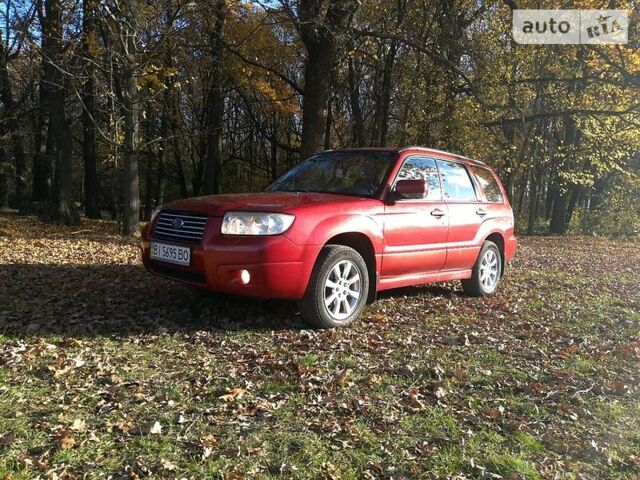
[398,146,487,166]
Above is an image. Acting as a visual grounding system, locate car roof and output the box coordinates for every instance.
[323,147,489,168]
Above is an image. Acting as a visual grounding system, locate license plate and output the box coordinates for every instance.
[150,241,191,266]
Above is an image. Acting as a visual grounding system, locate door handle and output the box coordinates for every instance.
[430,209,446,218]
[476,208,487,217]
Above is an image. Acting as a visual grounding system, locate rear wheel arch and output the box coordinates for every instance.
[485,232,505,274]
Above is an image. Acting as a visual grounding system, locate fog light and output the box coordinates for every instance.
[240,270,251,285]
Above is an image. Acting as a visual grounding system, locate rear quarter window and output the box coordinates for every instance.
[436,160,478,202]
[473,167,504,203]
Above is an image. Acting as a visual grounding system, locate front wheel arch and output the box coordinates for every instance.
[324,232,378,303]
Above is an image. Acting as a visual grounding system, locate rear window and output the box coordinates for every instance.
[436,160,477,202]
[474,167,504,203]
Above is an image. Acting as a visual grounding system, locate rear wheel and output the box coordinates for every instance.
[462,240,502,297]
[299,245,369,328]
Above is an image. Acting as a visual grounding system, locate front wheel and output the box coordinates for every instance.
[299,245,369,328]
[461,240,502,297]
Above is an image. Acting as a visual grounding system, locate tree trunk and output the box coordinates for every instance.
[144,152,153,220]
[347,59,366,147]
[32,85,51,202]
[142,117,154,219]
[33,2,53,205]
[301,42,333,158]
[565,184,581,229]
[373,42,398,146]
[156,106,169,206]
[549,191,569,234]
[203,0,227,195]
[270,115,278,180]
[324,91,333,150]
[0,125,8,208]
[299,0,358,159]
[526,165,541,236]
[549,115,579,235]
[120,0,140,236]
[0,31,27,210]
[82,0,100,218]
[438,0,463,150]
[45,0,79,225]
[122,63,140,235]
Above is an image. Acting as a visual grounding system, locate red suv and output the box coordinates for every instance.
[141,147,516,328]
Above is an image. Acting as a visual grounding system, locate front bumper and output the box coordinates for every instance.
[141,217,319,300]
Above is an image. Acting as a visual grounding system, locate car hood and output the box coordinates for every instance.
[163,192,372,216]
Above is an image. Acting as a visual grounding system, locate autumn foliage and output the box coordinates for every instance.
[0,0,637,235]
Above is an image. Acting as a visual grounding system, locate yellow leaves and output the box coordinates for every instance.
[58,434,76,450]
[115,420,133,434]
[219,387,247,402]
[53,427,76,450]
[137,64,179,94]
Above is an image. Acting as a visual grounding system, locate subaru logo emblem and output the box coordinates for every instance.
[172,218,184,229]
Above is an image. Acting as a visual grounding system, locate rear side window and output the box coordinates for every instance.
[396,156,442,200]
[474,167,504,203]
[436,160,477,202]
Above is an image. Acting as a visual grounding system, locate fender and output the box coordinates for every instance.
[474,213,516,263]
[309,214,384,251]
[284,201,385,252]
[475,216,511,245]
[284,212,384,293]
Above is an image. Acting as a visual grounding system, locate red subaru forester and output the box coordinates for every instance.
[141,147,516,328]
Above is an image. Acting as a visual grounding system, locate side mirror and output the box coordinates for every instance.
[394,179,428,199]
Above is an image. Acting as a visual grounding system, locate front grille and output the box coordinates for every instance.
[153,211,208,243]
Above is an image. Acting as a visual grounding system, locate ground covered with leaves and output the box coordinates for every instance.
[1,213,639,479]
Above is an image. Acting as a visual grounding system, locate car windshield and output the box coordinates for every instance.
[266,151,395,198]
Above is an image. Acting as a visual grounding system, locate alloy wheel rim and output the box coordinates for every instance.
[480,249,499,292]
[323,260,362,320]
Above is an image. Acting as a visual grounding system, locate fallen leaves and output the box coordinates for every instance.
[53,427,76,450]
[219,387,248,402]
[0,433,16,446]
[148,421,163,435]
[1,215,639,478]
[70,418,86,432]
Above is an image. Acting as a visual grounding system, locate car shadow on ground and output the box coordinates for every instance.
[0,263,459,338]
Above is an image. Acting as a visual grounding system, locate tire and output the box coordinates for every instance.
[299,245,369,328]
[461,240,502,297]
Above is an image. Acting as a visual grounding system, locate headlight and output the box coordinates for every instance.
[221,212,295,236]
